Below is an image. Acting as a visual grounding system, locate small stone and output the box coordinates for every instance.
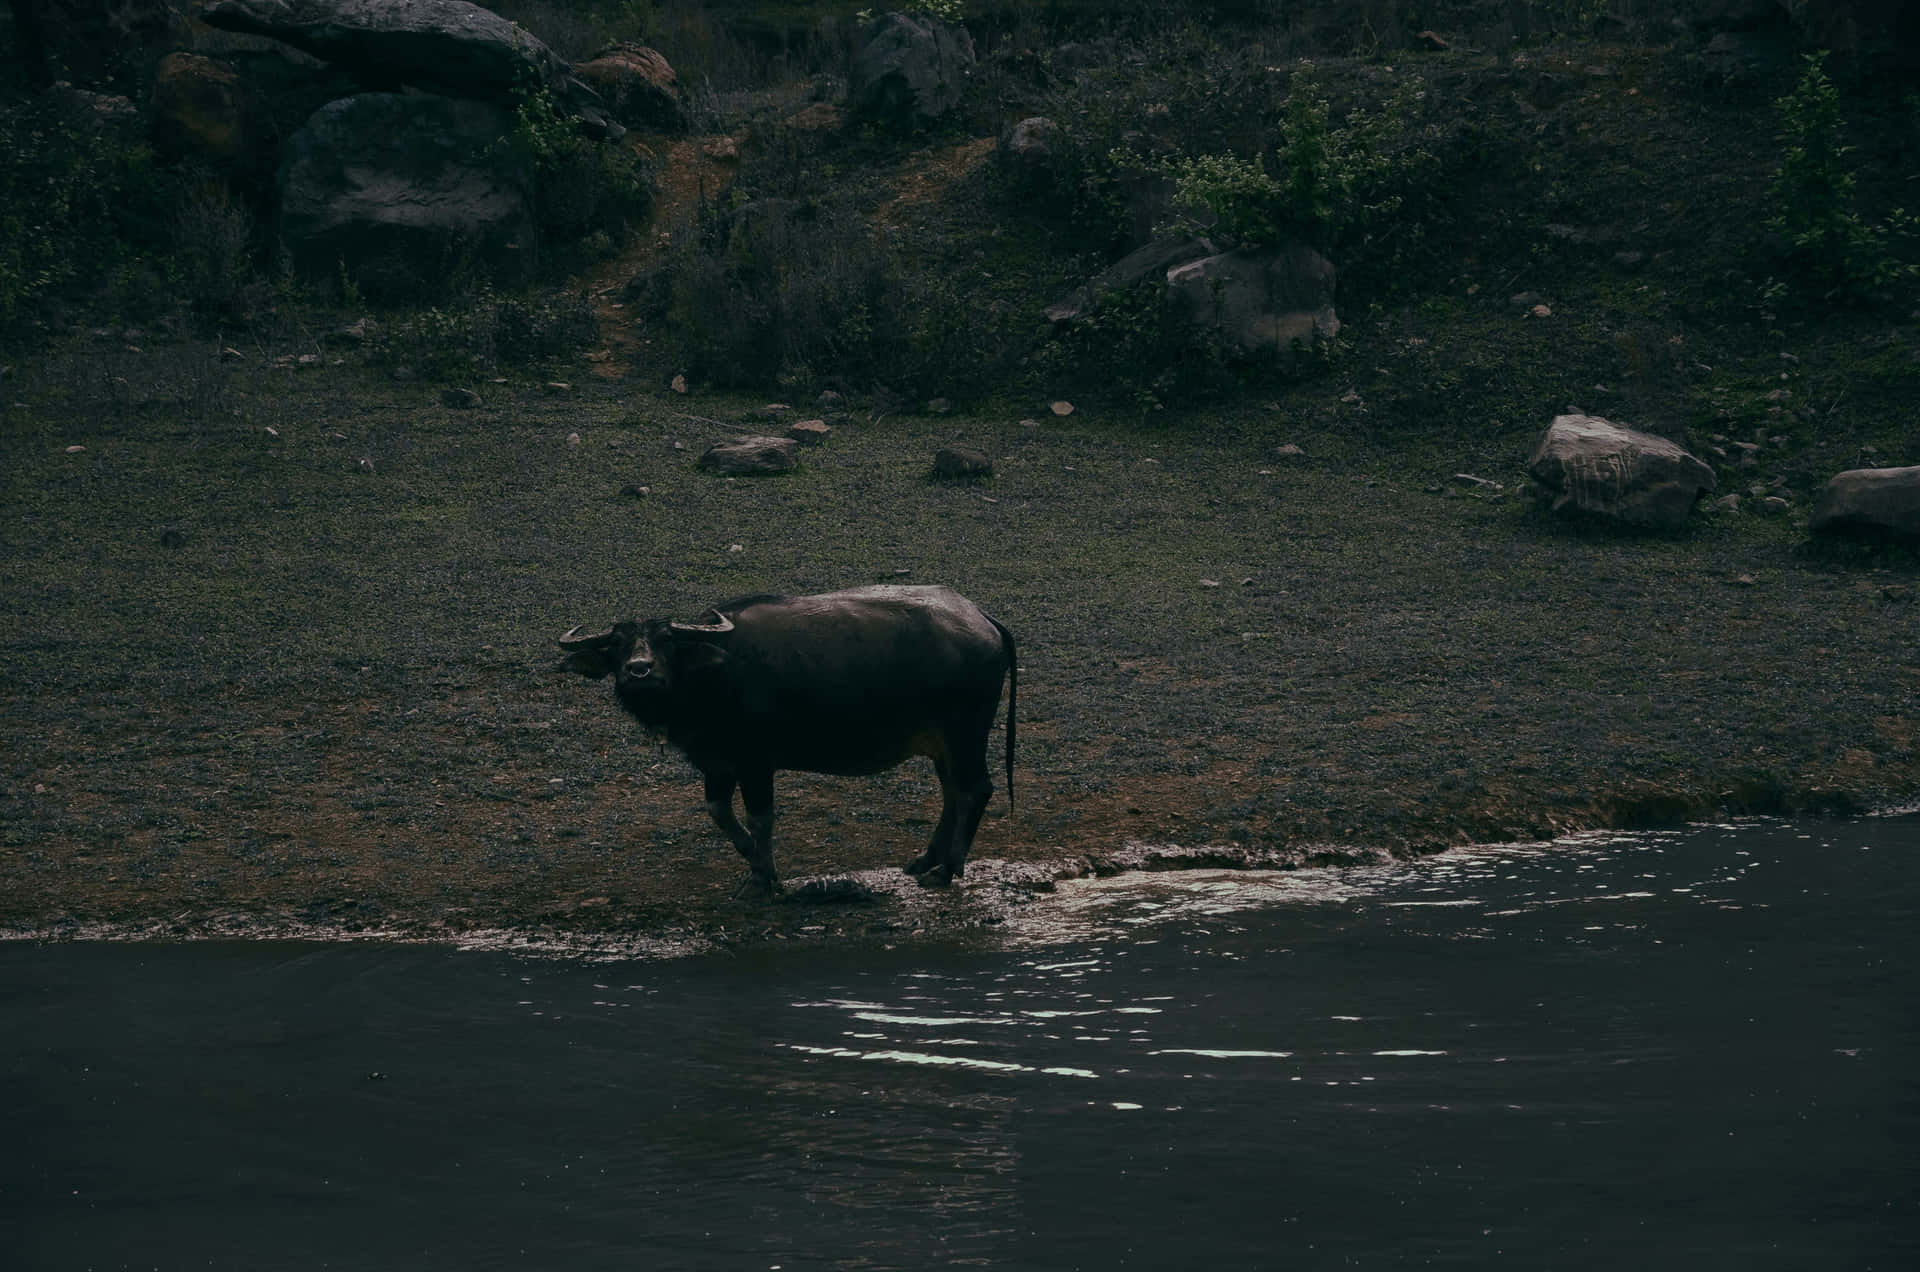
[620,484,650,497]
[1760,496,1790,515]
[1509,291,1547,309]
[64,445,86,454]
[787,419,831,445]
[1050,400,1074,416]
[296,353,322,368]
[1734,574,1757,586]
[817,390,846,410]
[670,374,688,394]
[700,435,798,475]
[1019,419,1042,429]
[753,403,792,421]
[566,432,582,446]
[546,381,572,395]
[1715,494,1741,513]
[932,446,993,482]
[703,136,739,162]
[264,426,279,438]
[728,543,744,553]
[358,456,375,473]
[1530,304,1552,318]
[1416,29,1449,50]
[220,346,244,361]
[1198,578,1222,588]
[440,387,481,409]
[1275,443,1305,457]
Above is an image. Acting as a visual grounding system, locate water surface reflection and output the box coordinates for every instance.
[4,818,1917,1269]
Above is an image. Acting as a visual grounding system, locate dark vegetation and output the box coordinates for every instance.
[1,0,1916,948]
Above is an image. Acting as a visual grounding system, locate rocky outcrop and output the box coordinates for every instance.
[1163,244,1341,355]
[200,0,623,138]
[1526,415,1718,528]
[1810,466,1920,541]
[849,12,976,126]
[278,93,534,291]
[573,42,684,133]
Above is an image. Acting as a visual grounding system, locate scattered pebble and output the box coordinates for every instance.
[1050,400,1074,416]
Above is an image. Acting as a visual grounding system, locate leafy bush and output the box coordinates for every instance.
[0,95,165,329]
[498,75,655,267]
[1163,70,1437,259]
[169,177,262,318]
[663,194,913,392]
[1764,51,1917,305]
[368,286,600,380]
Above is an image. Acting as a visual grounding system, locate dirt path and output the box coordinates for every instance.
[580,130,747,380]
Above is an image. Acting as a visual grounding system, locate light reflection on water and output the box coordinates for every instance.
[4,817,1918,1271]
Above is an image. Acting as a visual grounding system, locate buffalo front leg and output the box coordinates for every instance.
[704,770,779,897]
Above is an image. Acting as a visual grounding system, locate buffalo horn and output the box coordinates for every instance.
[558,624,614,649]
[669,611,734,635]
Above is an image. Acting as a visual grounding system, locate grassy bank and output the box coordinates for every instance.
[0,347,1914,947]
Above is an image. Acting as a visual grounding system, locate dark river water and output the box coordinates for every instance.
[5,817,1918,1271]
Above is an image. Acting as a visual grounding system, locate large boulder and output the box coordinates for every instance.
[998,115,1059,193]
[573,42,685,133]
[1163,243,1341,355]
[278,93,534,294]
[849,12,976,127]
[201,0,623,139]
[1526,415,1718,528]
[150,52,262,169]
[1809,466,1920,541]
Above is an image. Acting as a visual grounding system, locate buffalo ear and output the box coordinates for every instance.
[557,624,627,679]
[670,640,729,677]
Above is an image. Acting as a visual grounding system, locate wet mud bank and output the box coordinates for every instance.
[6,796,1913,961]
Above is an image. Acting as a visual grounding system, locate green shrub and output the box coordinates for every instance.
[1764,51,1917,305]
[368,286,600,380]
[0,95,164,328]
[498,74,655,266]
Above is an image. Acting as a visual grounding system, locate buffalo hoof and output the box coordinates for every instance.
[902,853,937,876]
[731,871,781,900]
[914,864,955,888]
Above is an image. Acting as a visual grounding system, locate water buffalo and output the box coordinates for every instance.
[559,585,1016,894]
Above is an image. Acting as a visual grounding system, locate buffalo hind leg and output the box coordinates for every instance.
[704,769,779,897]
[915,753,992,889]
[904,756,957,880]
